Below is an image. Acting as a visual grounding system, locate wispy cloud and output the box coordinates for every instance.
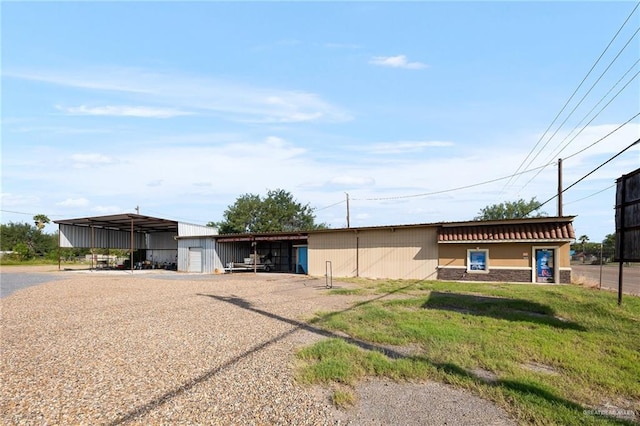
[1,193,40,207]
[328,176,375,187]
[369,55,428,70]
[57,105,193,118]
[7,67,351,124]
[70,153,115,168]
[355,140,453,154]
[56,197,89,207]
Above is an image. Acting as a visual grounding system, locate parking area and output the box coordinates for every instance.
[0,267,517,425]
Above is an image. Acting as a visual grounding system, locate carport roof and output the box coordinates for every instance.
[54,214,179,233]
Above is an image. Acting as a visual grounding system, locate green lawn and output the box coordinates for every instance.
[296,280,640,425]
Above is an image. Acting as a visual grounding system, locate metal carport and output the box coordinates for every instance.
[54,213,180,272]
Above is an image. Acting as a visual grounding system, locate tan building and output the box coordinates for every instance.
[436,217,575,284]
[307,225,439,280]
[307,216,575,284]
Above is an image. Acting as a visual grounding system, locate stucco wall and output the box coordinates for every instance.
[437,241,572,283]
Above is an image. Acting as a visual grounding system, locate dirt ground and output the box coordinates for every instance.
[0,266,516,425]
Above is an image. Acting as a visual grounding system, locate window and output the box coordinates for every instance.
[467,249,489,272]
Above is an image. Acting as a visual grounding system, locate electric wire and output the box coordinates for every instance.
[522,138,640,216]
[500,2,640,194]
[351,163,551,202]
[518,89,640,191]
[314,200,345,212]
[538,59,640,166]
[515,25,640,185]
[564,184,616,206]
[0,209,64,218]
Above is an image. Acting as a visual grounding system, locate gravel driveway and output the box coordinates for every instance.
[0,268,515,425]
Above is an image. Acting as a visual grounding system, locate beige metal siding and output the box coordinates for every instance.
[308,227,439,280]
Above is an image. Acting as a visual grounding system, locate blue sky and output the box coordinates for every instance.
[2,1,639,242]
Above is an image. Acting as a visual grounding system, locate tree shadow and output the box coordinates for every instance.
[423,292,586,331]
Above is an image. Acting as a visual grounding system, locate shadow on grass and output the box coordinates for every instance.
[423,292,586,331]
[107,282,622,425]
[424,361,636,425]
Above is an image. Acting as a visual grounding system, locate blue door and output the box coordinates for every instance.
[296,246,308,274]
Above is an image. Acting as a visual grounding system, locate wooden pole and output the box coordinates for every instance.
[557,158,563,217]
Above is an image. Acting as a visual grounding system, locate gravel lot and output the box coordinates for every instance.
[1,267,515,425]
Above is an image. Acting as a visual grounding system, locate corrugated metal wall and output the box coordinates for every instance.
[148,232,178,249]
[178,223,218,237]
[59,224,147,249]
[214,242,251,270]
[177,238,218,273]
[308,227,439,280]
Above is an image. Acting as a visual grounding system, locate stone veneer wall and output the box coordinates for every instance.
[438,268,571,284]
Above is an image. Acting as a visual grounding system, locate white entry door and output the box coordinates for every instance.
[188,248,203,273]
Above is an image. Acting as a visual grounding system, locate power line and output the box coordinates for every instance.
[564,184,616,206]
[517,26,640,182]
[500,2,640,194]
[538,59,640,166]
[314,199,345,212]
[563,112,640,160]
[524,138,640,216]
[0,209,64,218]
[352,163,551,202]
[518,108,640,191]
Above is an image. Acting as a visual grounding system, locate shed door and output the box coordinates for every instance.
[188,248,203,273]
[296,246,308,274]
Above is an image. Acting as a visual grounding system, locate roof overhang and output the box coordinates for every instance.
[54,214,179,234]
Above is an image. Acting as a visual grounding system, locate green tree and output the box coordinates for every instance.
[216,189,327,234]
[33,214,50,230]
[474,197,547,220]
[602,233,615,260]
[0,221,56,258]
[578,234,589,253]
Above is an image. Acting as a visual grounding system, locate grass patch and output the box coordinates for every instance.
[297,280,640,424]
[328,288,365,296]
[332,388,356,408]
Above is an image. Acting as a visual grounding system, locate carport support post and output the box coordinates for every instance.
[57,223,61,271]
[130,218,134,273]
[253,241,257,274]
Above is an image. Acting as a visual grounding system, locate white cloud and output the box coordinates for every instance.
[366,140,453,154]
[328,176,376,187]
[56,198,89,207]
[92,205,121,214]
[147,180,163,187]
[369,55,428,70]
[8,67,351,124]
[70,153,115,169]
[58,105,193,118]
[1,193,40,207]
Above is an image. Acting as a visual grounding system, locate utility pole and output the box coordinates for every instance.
[345,193,350,228]
[557,158,563,217]
[135,206,140,215]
